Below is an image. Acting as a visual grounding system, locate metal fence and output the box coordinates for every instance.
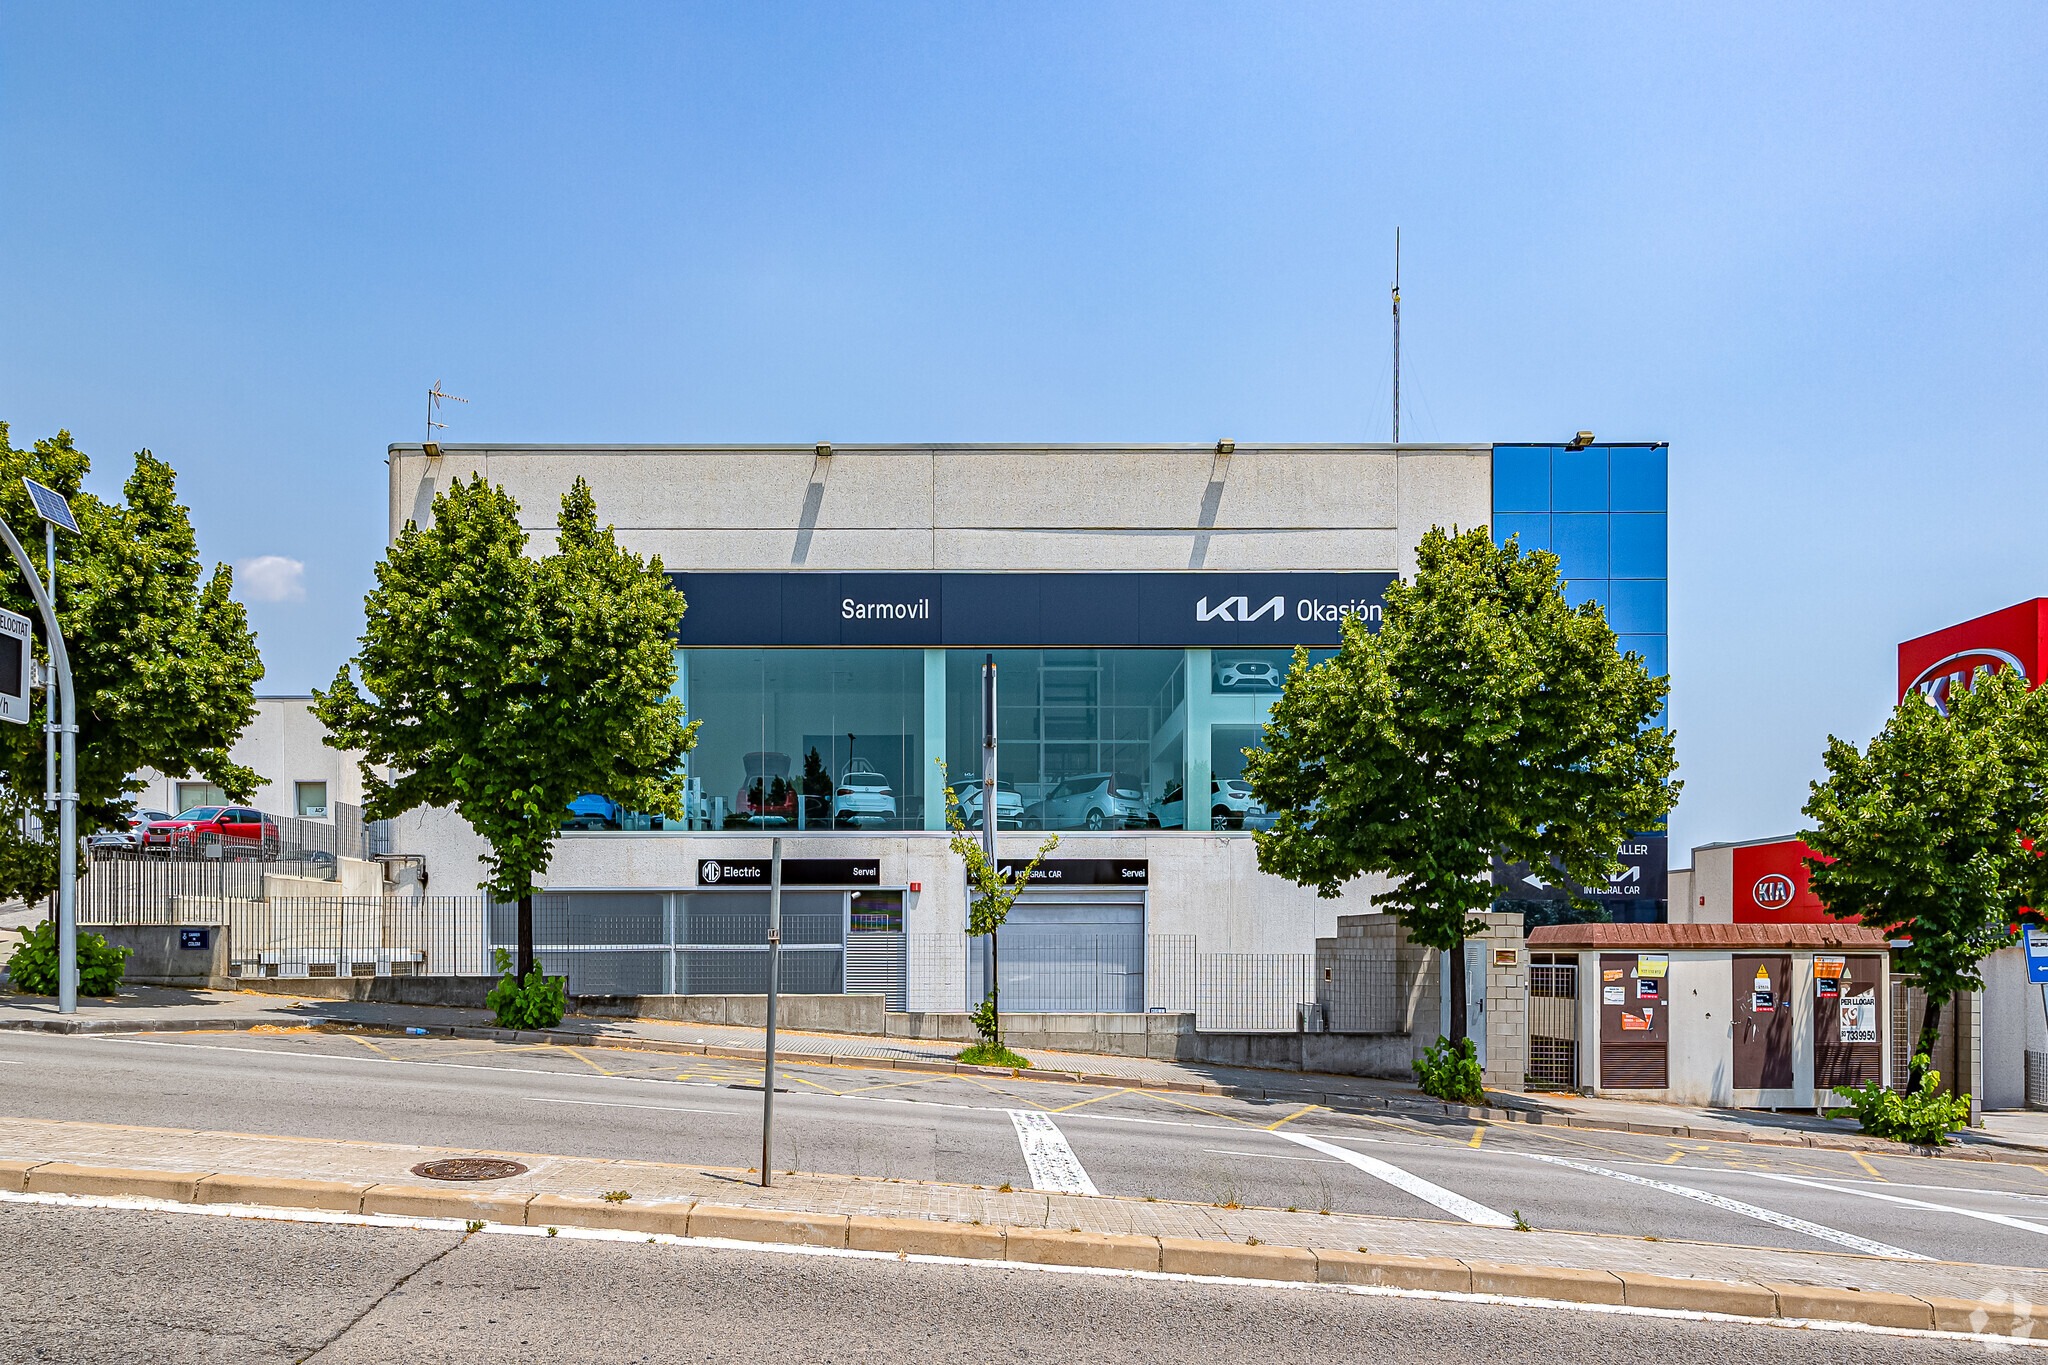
[83,801,373,909]
[228,898,487,979]
[1195,952,1316,1032]
[1527,959,1580,1090]
[483,893,849,997]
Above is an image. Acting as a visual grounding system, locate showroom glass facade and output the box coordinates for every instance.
[638,645,1331,835]
[1490,442,1668,721]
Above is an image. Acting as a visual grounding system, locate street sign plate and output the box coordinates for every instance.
[0,608,30,725]
[2024,926,2048,985]
[21,478,78,534]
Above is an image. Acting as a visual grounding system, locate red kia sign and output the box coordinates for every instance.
[1898,598,2046,713]
[1733,838,1831,925]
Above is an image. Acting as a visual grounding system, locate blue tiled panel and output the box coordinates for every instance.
[1564,577,1607,611]
[1492,447,1552,512]
[1611,445,1668,512]
[1605,578,1667,635]
[1618,634,1668,678]
[1493,513,1550,553]
[1610,513,1667,578]
[1552,513,1610,579]
[1552,447,1609,511]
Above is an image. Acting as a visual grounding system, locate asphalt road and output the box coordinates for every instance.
[0,1202,1995,1365]
[4,1027,2048,1269]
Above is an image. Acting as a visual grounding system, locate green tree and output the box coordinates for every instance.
[938,760,1057,1057]
[1244,526,1678,1045]
[1802,669,2048,1094]
[315,475,696,978]
[0,424,262,908]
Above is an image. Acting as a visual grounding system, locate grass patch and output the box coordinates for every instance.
[957,1044,1032,1069]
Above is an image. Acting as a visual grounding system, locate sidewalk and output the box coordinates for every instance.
[0,1114,2041,1338]
[2,985,2040,1163]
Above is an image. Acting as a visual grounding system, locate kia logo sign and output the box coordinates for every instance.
[1908,648,2028,717]
[1752,874,1796,910]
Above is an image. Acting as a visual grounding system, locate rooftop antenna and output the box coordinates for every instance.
[427,381,468,443]
[1391,228,1401,444]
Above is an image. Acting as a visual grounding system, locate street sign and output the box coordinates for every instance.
[2024,926,2048,985]
[0,607,31,725]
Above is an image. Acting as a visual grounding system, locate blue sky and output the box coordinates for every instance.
[3,4,2044,861]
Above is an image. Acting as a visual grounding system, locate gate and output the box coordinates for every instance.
[1528,953,1579,1090]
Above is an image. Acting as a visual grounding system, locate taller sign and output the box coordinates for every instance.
[1898,598,2046,714]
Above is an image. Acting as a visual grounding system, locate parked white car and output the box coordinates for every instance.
[1031,773,1148,830]
[952,776,1025,830]
[1150,780,1264,829]
[832,760,897,828]
[87,808,173,854]
[1213,660,1283,692]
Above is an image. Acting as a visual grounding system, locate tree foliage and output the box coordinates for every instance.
[0,424,262,905]
[1244,526,1678,1043]
[315,476,696,972]
[938,760,1057,1053]
[1803,669,2048,1092]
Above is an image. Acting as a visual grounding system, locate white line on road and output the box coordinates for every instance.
[1519,1152,1927,1259]
[1009,1110,1098,1195]
[1276,1131,1514,1227]
[524,1097,725,1115]
[1739,1170,2048,1237]
[1201,1149,1344,1163]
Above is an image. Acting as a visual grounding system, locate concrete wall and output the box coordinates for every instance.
[1980,943,2041,1111]
[1678,846,1734,923]
[263,857,388,901]
[91,924,229,989]
[136,695,366,819]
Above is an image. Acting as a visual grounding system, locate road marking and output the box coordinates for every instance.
[1008,1110,1098,1195]
[1741,1170,2048,1238]
[1266,1104,1322,1132]
[1853,1152,1886,1181]
[1467,1124,1485,1149]
[1662,1150,1685,1164]
[560,1048,616,1077]
[1276,1131,1513,1228]
[1201,1148,1343,1164]
[524,1097,725,1115]
[1519,1153,1927,1260]
[1049,1088,1129,1114]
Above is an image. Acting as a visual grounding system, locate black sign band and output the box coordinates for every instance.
[992,859,1149,887]
[697,858,881,887]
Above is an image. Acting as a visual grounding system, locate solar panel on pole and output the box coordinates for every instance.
[21,479,79,534]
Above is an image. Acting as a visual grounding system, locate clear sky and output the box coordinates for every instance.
[3,4,2043,862]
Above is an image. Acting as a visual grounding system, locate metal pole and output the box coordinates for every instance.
[42,525,54,824]
[980,655,997,1003]
[0,519,75,1012]
[761,836,782,1186]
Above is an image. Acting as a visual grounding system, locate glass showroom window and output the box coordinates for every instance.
[945,649,1184,832]
[679,648,927,832]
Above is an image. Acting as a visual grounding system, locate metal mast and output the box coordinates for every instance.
[1391,228,1401,444]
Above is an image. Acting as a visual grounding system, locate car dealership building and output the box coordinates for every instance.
[384,439,1669,1011]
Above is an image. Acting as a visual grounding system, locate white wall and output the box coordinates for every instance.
[1980,943,2045,1110]
[137,695,364,819]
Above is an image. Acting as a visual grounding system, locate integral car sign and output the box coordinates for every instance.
[0,608,30,726]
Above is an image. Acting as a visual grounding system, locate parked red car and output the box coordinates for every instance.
[141,806,282,860]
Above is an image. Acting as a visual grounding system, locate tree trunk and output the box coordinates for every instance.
[1448,941,1469,1046]
[990,930,1002,1050]
[517,894,535,982]
[1908,991,1945,1096]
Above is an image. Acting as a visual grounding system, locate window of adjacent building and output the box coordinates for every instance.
[296,781,328,817]
[176,782,227,814]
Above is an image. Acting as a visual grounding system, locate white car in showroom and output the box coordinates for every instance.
[951,775,1025,829]
[1213,659,1283,692]
[832,760,898,828]
[1150,779,1264,829]
[1030,773,1149,830]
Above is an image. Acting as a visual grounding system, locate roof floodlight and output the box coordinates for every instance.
[21,479,78,534]
[815,442,833,458]
[1566,431,1595,451]
[1216,439,1235,455]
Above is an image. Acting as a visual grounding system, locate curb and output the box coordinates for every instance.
[2,1158,2039,1339]
[3,1014,2034,1166]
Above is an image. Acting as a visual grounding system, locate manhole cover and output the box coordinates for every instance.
[411,1158,528,1182]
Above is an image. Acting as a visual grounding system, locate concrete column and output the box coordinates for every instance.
[1185,648,1212,831]
[922,648,947,830]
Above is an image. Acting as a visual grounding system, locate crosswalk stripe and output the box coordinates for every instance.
[1521,1152,1927,1259]
[1008,1110,1098,1195]
[1276,1131,1513,1227]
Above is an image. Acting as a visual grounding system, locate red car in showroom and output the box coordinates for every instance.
[141,806,282,859]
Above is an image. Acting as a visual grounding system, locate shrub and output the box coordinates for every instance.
[1829,1057,1972,1146]
[1412,1034,1485,1104]
[4,921,131,996]
[486,949,566,1031]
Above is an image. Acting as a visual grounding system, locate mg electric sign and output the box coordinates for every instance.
[1898,599,2046,714]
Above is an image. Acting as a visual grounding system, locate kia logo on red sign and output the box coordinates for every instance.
[1752,874,1796,910]
[1907,648,2028,716]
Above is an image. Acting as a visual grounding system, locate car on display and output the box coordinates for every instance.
[1213,659,1283,692]
[733,751,797,826]
[562,794,622,831]
[833,759,897,828]
[141,806,282,860]
[1150,779,1265,829]
[86,808,173,855]
[951,775,1025,829]
[1028,773,1149,830]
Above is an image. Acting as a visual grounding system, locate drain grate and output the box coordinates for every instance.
[411,1158,528,1182]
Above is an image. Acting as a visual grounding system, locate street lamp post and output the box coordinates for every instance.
[0,489,78,1013]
